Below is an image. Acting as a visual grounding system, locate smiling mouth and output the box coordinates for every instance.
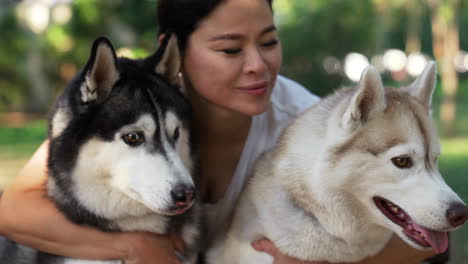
[239,82,268,95]
[373,196,448,254]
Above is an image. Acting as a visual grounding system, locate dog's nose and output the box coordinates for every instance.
[171,185,195,206]
[446,203,468,227]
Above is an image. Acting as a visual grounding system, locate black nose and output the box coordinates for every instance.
[446,203,468,227]
[171,185,195,206]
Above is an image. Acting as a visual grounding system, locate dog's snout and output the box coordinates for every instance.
[446,203,468,228]
[171,185,195,206]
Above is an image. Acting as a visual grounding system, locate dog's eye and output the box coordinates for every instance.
[122,132,145,146]
[391,155,413,169]
[173,127,180,141]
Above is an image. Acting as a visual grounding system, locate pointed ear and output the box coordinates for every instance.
[342,66,386,130]
[155,34,182,85]
[406,61,437,108]
[81,37,119,104]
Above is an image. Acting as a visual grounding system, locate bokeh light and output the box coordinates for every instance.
[17,2,50,34]
[406,53,428,77]
[344,52,369,82]
[454,51,468,73]
[383,49,407,72]
[52,4,72,25]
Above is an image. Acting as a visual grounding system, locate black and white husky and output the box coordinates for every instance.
[0,34,200,264]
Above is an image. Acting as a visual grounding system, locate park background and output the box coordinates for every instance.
[0,0,467,262]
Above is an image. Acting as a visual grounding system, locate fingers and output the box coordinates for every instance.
[122,232,184,264]
[252,239,331,264]
[170,232,186,255]
[251,238,279,257]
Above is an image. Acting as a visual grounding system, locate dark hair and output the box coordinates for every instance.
[157,0,273,52]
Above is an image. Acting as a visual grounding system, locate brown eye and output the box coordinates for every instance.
[122,132,145,146]
[391,155,413,169]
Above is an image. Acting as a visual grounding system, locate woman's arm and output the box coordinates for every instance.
[0,141,183,264]
[252,236,436,264]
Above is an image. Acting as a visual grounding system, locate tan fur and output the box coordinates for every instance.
[207,62,466,263]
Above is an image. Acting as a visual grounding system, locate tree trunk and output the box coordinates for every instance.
[26,36,51,113]
[405,1,423,54]
[428,0,460,138]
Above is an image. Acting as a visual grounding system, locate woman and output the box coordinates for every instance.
[0,0,437,263]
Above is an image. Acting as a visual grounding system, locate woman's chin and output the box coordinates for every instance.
[237,102,271,117]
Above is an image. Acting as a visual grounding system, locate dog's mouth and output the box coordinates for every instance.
[373,196,448,254]
[165,200,195,216]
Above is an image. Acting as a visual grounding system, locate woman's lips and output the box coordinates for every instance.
[239,82,268,95]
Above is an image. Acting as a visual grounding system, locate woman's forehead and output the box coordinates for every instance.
[194,0,274,37]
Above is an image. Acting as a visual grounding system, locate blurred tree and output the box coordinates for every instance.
[1,0,467,118]
[427,0,461,137]
[275,0,378,96]
[374,0,428,54]
[0,0,157,113]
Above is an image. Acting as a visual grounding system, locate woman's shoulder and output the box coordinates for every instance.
[271,75,320,117]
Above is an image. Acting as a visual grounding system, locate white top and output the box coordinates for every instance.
[202,75,320,248]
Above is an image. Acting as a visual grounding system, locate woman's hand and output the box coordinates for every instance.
[120,232,185,264]
[252,236,437,264]
[252,239,331,264]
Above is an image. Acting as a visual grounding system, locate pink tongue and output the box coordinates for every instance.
[412,223,448,254]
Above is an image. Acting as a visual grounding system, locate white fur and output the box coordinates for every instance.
[207,64,466,263]
[80,77,98,103]
[165,111,192,171]
[72,114,194,232]
[51,108,70,138]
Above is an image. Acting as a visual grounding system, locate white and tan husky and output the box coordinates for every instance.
[207,62,468,263]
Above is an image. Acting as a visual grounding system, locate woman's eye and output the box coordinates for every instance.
[261,39,279,47]
[122,132,145,146]
[219,48,242,55]
[173,127,180,141]
[391,155,413,169]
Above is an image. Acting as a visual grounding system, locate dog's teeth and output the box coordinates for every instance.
[398,213,406,219]
[391,206,399,213]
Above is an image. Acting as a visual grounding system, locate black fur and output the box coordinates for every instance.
[0,35,199,263]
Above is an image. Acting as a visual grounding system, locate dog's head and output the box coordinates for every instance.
[48,35,195,218]
[324,63,468,254]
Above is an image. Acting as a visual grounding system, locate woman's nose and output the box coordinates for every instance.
[244,48,268,75]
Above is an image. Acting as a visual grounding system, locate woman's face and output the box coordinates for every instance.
[183,0,282,117]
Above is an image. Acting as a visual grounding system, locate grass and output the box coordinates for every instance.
[437,137,468,264]
[0,120,47,189]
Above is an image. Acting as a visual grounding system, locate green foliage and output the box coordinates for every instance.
[0,0,158,112]
[1,0,468,108]
[277,0,378,96]
[0,120,47,145]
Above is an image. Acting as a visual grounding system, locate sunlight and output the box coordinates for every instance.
[344,52,369,82]
[52,4,72,25]
[17,2,50,34]
[383,49,407,72]
[406,53,428,77]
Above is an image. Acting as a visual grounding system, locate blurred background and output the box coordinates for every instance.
[0,0,467,262]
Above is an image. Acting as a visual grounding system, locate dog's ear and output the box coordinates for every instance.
[342,66,386,130]
[81,37,119,104]
[406,61,437,108]
[155,34,182,86]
